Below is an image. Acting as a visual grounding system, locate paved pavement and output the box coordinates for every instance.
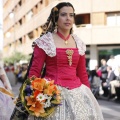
[12,83,120,120]
[98,99,120,120]
[12,82,22,97]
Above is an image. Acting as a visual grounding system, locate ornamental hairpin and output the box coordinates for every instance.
[53,7,58,12]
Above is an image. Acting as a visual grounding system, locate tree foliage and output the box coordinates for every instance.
[4,52,31,64]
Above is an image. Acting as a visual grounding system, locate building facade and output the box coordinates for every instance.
[3,0,120,69]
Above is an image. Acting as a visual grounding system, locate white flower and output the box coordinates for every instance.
[36,93,46,102]
[44,94,52,100]
[44,94,49,99]
[44,100,51,108]
[44,96,52,108]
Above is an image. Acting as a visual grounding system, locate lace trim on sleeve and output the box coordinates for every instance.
[33,32,56,57]
[72,34,86,56]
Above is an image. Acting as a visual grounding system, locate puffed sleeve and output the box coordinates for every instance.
[28,45,46,78]
[77,55,90,88]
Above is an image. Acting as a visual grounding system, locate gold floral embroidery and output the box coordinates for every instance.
[66,49,74,66]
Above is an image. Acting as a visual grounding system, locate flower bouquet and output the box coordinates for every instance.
[20,76,61,118]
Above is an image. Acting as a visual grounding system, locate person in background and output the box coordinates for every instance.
[100,59,108,97]
[100,59,108,83]
[90,66,101,83]
[109,66,120,101]
[102,66,116,98]
[0,64,15,120]
[89,66,102,98]
[107,55,116,71]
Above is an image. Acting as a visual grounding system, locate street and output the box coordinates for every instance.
[12,82,120,120]
[98,99,120,120]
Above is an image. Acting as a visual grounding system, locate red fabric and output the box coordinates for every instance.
[29,45,46,77]
[4,67,9,72]
[10,66,14,72]
[96,70,102,77]
[76,55,90,88]
[29,46,90,89]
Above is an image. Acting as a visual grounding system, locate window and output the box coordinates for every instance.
[19,19,22,25]
[40,0,43,4]
[106,12,120,26]
[75,14,90,27]
[26,10,33,22]
[18,0,22,6]
[19,38,22,44]
[117,13,120,25]
[28,31,34,39]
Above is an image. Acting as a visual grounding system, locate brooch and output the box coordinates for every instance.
[66,49,74,66]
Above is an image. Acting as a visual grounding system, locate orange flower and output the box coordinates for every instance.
[56,95,61,101]
[34,90,41,98]
[29,101,45,117]
[44,84,55,96]
[32,78,46,91]
[53,85,61,95]
[49,80,54,85]
[26,96,37,107]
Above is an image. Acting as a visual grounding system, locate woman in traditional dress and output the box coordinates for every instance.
[28,2,104,120]
[22,2,104,120]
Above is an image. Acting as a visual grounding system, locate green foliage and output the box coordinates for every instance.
[3,51,31,64]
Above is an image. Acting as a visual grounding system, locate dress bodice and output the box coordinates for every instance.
[44,48,82,89]
[29,32,90,89]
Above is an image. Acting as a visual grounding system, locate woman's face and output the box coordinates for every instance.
[57,6,74,31]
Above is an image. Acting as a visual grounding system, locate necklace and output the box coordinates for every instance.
[57,31,70,45]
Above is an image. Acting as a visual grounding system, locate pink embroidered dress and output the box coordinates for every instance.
[28,32,104,120]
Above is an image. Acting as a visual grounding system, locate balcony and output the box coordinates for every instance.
[75,25,120,45]
[3,0,20,19]
[3,0,41,33]
[3,38,33,57]
[92,0,120,12]
[4,0,61,43]
[15,39,33,55]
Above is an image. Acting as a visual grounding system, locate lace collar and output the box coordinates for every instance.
[34,32,86,57]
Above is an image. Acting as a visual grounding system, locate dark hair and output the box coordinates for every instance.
[40,2,75,36]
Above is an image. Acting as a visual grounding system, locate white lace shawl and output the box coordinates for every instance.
[34,32,86,57]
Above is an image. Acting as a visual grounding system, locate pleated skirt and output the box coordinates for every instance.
[28,84,104,120]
